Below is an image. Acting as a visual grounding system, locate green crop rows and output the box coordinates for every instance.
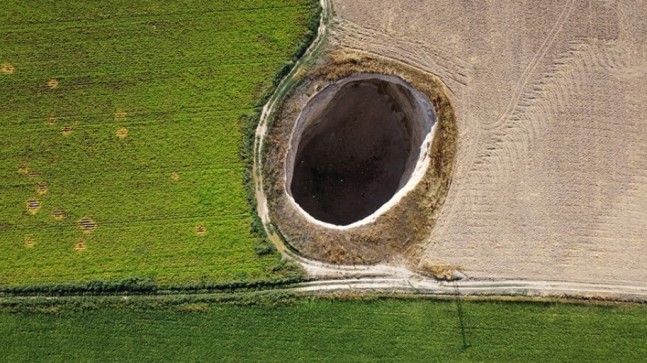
[2,297,646,361]
[0,0,319,288]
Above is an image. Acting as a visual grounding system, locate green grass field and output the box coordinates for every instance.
[0,0,318,287]
[1,297,646,362]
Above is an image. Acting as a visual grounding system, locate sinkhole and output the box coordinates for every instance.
[286,74,436,227]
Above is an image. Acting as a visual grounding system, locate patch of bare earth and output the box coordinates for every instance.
[196,225,207,236]
[332,0,647,286]
[170,172,180,181]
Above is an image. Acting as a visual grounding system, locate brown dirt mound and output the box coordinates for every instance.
[47,79,58,89]
[17,165,29,175]
[196,225,207,236]
[170,172,180,181]
[26,199,41,214]
[78,217,97,233]
[1,63,15,74]
[28,171,39,178]
[417,259,462,281]
[116,127,128,139]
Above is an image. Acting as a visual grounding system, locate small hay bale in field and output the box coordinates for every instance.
[36,183,48,195]
[170,172,180,181]
[24,236,35,248]
[52,209,65,221]
[62,125,73,136]
[116,127,128,139]
[74,240,86,251]
[47,79,58,89]
[26,199,41,214]
[1,63,15,74]
[114,111,127,120]
[78,217,97,233]
[17,164,29,174]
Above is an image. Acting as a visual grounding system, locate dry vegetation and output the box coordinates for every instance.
[331,0,647,285]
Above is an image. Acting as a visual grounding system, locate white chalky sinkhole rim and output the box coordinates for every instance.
[283,73,437,230]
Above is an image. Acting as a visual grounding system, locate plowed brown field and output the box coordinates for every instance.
[332,0,647,284]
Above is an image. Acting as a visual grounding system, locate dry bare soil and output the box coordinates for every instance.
[331,0,647,285]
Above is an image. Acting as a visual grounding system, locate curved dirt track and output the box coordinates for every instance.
[253,0,647,301]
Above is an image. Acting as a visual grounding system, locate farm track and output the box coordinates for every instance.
[251,0,647,302]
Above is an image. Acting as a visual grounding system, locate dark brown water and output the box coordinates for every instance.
[291,81,409,225]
